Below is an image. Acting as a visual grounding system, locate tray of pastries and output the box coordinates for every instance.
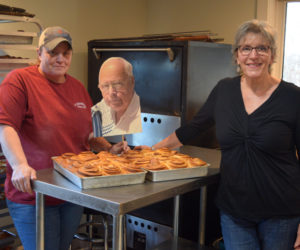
[52,147,209,188]
[52,151,147,189]
[121,147,209,182]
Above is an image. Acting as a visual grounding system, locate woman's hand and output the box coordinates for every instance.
[89,136,113,152]
[0,125,36,194]
[110,141,130,154]
[11,163,36,194]
[294,224,300,249]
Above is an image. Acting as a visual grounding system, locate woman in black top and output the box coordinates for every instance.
[151,20,300,249]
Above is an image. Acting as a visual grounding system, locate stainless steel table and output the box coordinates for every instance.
[33,146,221,250]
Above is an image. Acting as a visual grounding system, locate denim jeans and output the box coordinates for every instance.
[220,210,300,250]
[6,199,83,250]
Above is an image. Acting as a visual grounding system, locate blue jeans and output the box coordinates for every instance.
[220,210,300,250]
[6,199,83,250]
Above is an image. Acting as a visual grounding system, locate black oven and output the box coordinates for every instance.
[87,38,236,246]
[87,39,236,149]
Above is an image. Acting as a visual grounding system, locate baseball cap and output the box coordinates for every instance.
[38,26,72,51]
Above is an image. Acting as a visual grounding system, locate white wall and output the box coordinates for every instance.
[0,0,148,86]
[0,0,259,86]
[145,0,257,44]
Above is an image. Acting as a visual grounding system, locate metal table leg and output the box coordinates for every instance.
[36,192,45,250]
[112,214,124,250]
[173,195,180,237]
[198,186,207,245]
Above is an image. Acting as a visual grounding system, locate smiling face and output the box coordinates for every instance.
[38,41,72,83]
[236,32,273,79]
[98,59,134,117]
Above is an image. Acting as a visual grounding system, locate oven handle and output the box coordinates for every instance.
[92,47,175,62]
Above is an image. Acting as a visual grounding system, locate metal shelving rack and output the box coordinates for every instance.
[0,14,43,248]
[0,14,42,72]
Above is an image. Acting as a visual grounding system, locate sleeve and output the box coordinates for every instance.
[0,70,27,131]
[92,110,103,137]
[175,81,220,145]
[296,98,300,166]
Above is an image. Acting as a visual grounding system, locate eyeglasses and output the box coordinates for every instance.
[99,82,125,93]
[238,45,270,56]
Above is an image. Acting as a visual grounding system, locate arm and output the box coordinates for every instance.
[0,124,36,194]
[293,94,300,249]
[88,133,129,154]
[88,133,113,152]
[153,132,183,150]
[294,224,300,249]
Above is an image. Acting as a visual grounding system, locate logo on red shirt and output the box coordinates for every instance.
[74,102,87,109]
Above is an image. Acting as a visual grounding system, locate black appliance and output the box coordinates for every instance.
[87,39,236,246]
[88,39,236,148]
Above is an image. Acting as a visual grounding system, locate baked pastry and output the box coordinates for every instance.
[61,152,76,158]
[122,149,143,156]
[154,154,170,162]
[54,152,76,166]
[77,165,102,176]
[122,163,143,173]
[66,155,83,167]
[97,151,118,161]
[110,156,130,165]
[53,156,66,166]
[187,157,207,167]
[77,151,98,162]
[71,160,83,169]
[133,158,151,168]
[154,147,177,156]
[58,155,80,168]
[140,148,156,157]
[101,162,122,175]
[143,158,168,171]
[165,158,188,169]
[173,153,191,160]
[122,150,144,162]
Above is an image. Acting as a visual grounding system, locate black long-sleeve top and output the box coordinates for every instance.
[176,76,300,220]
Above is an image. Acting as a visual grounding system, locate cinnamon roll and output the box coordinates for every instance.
[61,152,76,158]
[101,162,122,175]
[122,150,144,162]
[78,151,98,162]
[165,158,188,169]
[77,165,102,176]
[144,158,168,171]
[97,151,118,161]
[122,163,143,173]
[187,157,207,167]
[172,153,191,160]
[133,158,151,169]
[154,147,178,157]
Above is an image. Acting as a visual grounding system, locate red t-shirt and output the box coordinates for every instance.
[0,65,93,205]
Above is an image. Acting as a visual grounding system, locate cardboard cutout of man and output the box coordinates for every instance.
[92,57,142,137]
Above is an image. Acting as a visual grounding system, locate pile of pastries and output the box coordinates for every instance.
[54,147,207,177]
